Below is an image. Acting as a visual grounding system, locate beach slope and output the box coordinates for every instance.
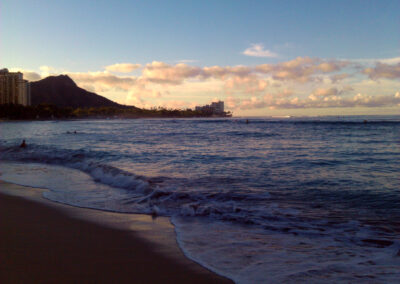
[0,187,232,283]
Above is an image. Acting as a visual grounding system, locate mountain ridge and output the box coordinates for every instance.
[30,75,127,108]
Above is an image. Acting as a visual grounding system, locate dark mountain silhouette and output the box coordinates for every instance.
[30,75,125,108]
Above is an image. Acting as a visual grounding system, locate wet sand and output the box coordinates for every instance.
[0,182,232,283]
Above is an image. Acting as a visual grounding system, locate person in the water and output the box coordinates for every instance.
[20,140,26,148]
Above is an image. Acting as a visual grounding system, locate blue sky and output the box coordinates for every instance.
[2,0,400,115]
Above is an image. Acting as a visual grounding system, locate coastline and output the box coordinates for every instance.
[0,180,233,283]
[0,115,232,122]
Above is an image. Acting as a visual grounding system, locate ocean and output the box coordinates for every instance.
[0,116,399,283]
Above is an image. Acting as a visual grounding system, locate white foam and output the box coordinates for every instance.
[0,162,132,212]
[172,217,400,284]
[2,161,399,283]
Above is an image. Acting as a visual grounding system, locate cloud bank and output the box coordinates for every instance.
[15,56,400,113]
[234,91,400,110]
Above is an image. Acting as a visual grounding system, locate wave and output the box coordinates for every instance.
[0,143,272,221]
[0,144,350,241]
[2,142,399,283]
[0,144,149,191]
[1,143,398,243]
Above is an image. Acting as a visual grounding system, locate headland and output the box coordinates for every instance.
[0,73,232,120]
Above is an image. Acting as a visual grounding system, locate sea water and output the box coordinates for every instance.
[0,117,399,283]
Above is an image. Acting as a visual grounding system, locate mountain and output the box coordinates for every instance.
[30,75,124,108]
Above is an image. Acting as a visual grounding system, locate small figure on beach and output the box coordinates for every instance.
[20,140,26,148]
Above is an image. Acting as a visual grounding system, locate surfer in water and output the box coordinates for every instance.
[20,139,26,148]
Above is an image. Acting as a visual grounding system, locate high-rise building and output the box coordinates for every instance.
[211,101,224,114]
[0,68,31,106]
[196,101,224,114]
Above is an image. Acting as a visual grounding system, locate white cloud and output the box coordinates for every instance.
[39,65,55,77]
[242,44,278,58]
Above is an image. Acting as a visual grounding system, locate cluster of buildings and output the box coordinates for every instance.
[195,101,224,114]
[0,69,31,106]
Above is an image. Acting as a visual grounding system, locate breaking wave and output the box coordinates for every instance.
[1,117,399,283]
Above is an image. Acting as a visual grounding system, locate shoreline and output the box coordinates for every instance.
[0,180,233,283]
[0,116,233,122]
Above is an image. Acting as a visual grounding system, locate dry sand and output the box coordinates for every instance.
[0,181,232,283]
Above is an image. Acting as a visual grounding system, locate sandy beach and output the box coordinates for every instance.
[0,181,232,283]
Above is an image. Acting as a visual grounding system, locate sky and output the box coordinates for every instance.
[1,0,399,116]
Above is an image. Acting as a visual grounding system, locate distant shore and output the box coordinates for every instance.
[0,104,232,120]
[0,181,232,283]
[0,115,233,122]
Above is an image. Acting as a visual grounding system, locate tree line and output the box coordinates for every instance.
[0,104,232,120]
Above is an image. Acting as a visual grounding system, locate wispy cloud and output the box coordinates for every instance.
[373,57,400,64]
[23,72,42,81]
[242,43,278,58]
[9,69,42,81]
[330,73,350,83]
[255,57,349,82]
[349,57,400,65]
[142,61,203,84]
[105,63,141,73]
[363,62,400,80]
[68,71,137,91]
[176,59,199,64]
